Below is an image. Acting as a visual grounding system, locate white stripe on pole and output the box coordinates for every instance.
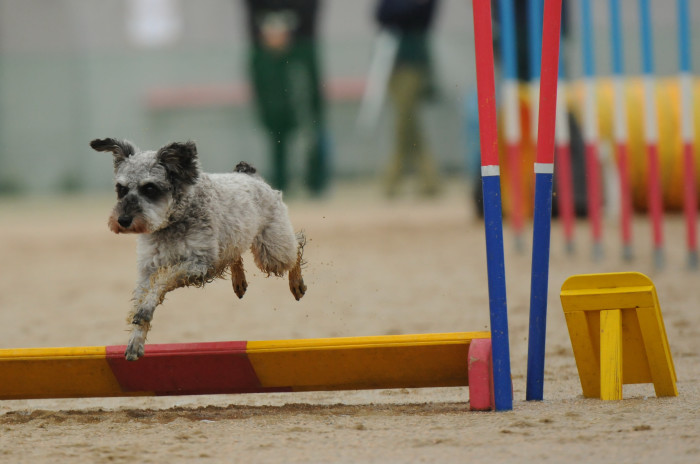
[555,81,570,145]
[643,75,659,143]
[612,76,628,143]
[582,77,599,143]
[534,163,555,174]
[503,81,522,143]
[680,72,694,142]
[481,165,501,177]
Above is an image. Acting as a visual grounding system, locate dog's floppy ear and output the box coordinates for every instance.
[156,141,199,186]
[90,138,136,169]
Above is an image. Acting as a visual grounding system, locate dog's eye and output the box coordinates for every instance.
[140,183,162,200]
[116,184,129,199]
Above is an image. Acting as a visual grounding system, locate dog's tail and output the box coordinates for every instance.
[234,161,257,175]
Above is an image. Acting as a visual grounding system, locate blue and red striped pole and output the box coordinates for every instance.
[610,0,634,261]
[677,0,698,269]
[472,0,513,411]
[499,0,525,251]
[526,0,562,402]
[639,0,665,269]
[580,0,603,260]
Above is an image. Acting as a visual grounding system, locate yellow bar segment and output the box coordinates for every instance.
[599,310,623,400]
[0,346,128,400]
[247,332,490,391]
[561,287,655,312]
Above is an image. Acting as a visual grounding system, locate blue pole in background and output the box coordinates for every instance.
[610,0,625,76]
[639,0,655,76]
[528,0,544,81]
[499,0,518,81]
[677,0,691,73]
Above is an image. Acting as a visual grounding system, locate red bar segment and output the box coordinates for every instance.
[682,142,697,251]
[585,143,602,242]
[646,143,664,248]
[555,143,575,245]
[468,338,495,411]
[616,142,633,247]
[105,342,290,396]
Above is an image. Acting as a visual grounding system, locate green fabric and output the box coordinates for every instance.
[394,32,431,69]
[248,38,329,194]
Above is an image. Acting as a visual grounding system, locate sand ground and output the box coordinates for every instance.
[0,180,698,463]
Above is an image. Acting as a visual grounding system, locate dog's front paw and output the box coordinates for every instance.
[125,325,147,361]
[125,340,145,361]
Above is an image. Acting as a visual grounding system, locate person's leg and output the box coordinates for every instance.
[400,70,439,196]
[270,131,289,192]
[250,46,296,192]
[385,68,422,196]
[294,41,330,196]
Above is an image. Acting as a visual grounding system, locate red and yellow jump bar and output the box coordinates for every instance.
[0,332,494,410]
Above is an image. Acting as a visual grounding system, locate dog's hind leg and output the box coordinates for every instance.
[251,222,306,300]
[231,256,247,298]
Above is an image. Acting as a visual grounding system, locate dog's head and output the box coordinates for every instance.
[90,138,200,234]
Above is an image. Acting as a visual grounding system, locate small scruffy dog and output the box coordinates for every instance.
[91,138,306,361]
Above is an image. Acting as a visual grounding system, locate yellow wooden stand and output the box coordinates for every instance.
[560,272,677,400]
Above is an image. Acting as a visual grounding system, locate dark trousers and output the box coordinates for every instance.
[249,40,329,194]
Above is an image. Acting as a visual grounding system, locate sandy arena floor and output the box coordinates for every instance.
[0,180,698,463]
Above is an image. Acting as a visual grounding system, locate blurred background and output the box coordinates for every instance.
[0,0,695,196]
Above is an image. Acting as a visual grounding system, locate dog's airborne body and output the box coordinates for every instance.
[90,138,306,361]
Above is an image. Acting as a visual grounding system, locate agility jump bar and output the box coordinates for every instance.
[0,332,495,410]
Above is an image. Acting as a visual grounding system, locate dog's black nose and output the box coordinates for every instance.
[118,216,133,228]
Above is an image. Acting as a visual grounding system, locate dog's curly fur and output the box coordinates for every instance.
[91,138,307,361]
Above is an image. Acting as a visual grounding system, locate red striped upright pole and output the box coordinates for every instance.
[554,53,575,254]
[526,0,562,401]
[639,0,665,269]
[677,0,698,269]
[499,0,526,251]
[610,0,634,261]
[580,0,603,260]
[472,0,513,411]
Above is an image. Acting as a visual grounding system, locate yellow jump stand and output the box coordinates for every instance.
[560,272,677,400]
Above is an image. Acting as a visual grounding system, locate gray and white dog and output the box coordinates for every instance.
[90,138,306,361]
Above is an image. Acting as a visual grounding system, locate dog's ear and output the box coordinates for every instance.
[90,138,136,169]
[156,141,199,186]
